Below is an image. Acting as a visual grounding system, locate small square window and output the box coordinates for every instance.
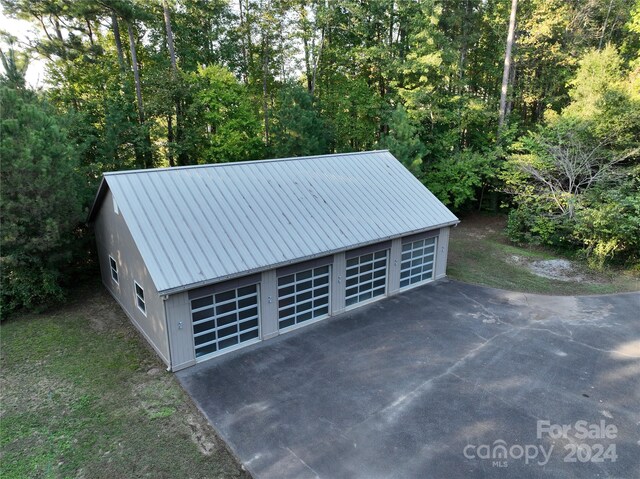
[109,256,119,284]
[135,281,146,315]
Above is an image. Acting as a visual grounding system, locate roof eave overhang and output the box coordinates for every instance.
[157,219,460,296]
[86,176,109,224]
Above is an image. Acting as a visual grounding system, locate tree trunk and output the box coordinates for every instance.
[262,35,270,146]
[505,59,516,120]
[86,18,95,47]
[111,11,144,166]
[458,0,470,86]
[127,22,145,125]
[162,0,187,165]
[127,21,153,168]
[239,0,254,82]
[303,33,312,93]
[388,2,394,48]
[599,0,614,50]
[238,0,249,83]
[499,0,518,130]
[111,12,126,74]
[163,0,177,72]
[310,27,324,97]
[167,114,175,167]
[52,17,67,60]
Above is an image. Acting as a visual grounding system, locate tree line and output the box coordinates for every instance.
[1,0,639,317]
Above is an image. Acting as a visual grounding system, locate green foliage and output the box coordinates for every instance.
[622,0,640,65]
[566,46,623,118]
[505,206,569,247]
[573,169,640,267]
[0,41,28,90]
[1,0,639,317]
[316,73,381,152]
[0,87,83,317]
[270,83,327,158]
[503,46,640,266]
[379,104,424,174]
[424,150,495,210]
[187,65,263,163]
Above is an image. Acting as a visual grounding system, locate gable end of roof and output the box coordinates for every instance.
[87,177,109,223]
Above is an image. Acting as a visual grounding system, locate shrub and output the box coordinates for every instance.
[0,87,83,318]
[424,150,495,210]
[573,171,640,267]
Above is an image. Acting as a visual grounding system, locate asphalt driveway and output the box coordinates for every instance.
[177,280,640,478]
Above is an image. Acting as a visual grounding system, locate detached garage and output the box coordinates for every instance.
[88,150,459,371]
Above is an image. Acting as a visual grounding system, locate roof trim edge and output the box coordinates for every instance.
[86,176,109,223]
[157,219,460,296]
[101,150,391,177]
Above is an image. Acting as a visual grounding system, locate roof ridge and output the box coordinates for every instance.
[103,150,391,177]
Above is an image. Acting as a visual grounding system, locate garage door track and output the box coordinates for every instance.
[177,280,640,478]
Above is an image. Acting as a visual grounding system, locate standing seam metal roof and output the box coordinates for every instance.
[90,150,459,294]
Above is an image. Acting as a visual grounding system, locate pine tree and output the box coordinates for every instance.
[0,86,83,317]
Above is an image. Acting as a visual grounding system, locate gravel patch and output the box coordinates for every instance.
[528,259,584,282]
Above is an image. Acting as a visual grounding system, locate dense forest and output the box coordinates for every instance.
[1,0,639,317]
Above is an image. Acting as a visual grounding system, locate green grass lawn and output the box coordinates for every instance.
[0,284,248,479]
[448,214,640,295]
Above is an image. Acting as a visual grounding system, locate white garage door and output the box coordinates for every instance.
[191,284,260,358]
[278,265,330,330]
[345,249,388,307]
[400,236,436,289]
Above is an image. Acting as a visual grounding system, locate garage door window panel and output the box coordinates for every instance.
[240,330,259,342]
[219,336,238,350]
[218,324,238,339]
[191,283,260,359]
[217,312,238,327]
[240,318,258,331]
[278,265,331,330]
[239,306,258,320]
[297,290,313,302]
[400,237,436,289]
[345,249,388,307]
[192,296,213,310]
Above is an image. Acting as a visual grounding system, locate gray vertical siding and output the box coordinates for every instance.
[260,269,279,340]
[116,224,453,370]
[94,190,170,366]
[330,252,346,315]
[435,226,451,279]
[387,238,403,295]
[164,292,195,370]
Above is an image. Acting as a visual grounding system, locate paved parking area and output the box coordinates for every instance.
[177,280,640,478]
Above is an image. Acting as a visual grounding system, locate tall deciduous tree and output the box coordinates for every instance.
[162,0,179,166]
[126,19,153,168]
[186,64,264,163]
[499,0,517,129]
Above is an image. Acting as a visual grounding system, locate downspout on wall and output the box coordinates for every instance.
[162,294,173,372]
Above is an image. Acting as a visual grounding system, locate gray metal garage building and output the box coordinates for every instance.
[88,150,459,371]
